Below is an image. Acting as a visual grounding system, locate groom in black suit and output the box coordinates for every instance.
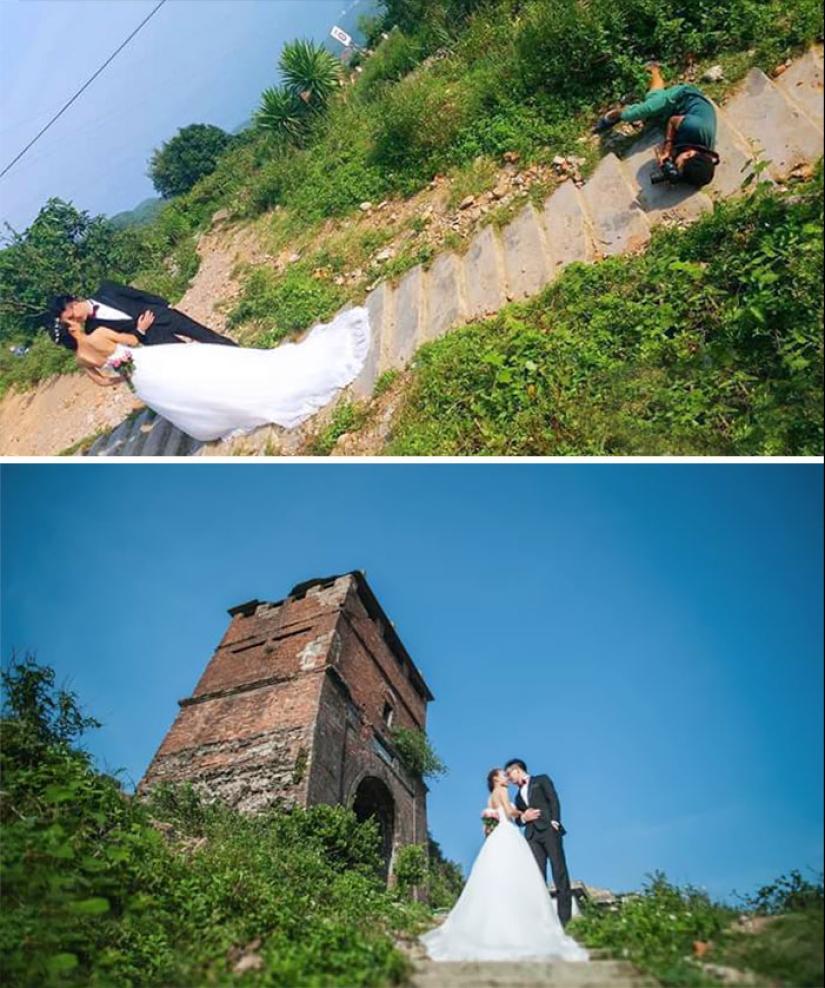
[48,281,237,347]
[507,758,574,926]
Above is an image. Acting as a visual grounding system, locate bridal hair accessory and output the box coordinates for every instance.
[109,351,136,391]
[481,808,499,837]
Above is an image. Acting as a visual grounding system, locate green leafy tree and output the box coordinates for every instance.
[148,123,234,199]
[0,199,144,347]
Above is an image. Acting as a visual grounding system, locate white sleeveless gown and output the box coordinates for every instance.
[420,807,588,962]
[101,306,370,441]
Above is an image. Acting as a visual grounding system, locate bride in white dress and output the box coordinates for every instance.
[57,307,370,442]
[421,769,588,963]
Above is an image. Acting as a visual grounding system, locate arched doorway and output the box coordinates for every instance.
[352,776,395,878]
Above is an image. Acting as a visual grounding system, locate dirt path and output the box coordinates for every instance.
[0,372,142,457]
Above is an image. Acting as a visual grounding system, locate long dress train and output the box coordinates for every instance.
[102,306,370,441]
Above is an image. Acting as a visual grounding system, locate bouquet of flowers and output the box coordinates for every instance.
[109,352,136,391]
[481,808,499,837]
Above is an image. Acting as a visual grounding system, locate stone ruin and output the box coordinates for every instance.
[139,572,433,874]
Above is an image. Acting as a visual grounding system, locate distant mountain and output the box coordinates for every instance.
[109,196,165,230]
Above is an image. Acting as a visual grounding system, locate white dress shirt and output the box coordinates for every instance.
[519,775,531,805]
[89,298,131,321]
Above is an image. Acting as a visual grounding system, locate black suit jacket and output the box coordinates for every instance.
[86,280,237,347]
[514,773,567,839]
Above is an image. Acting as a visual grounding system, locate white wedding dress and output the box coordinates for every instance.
[101,306,370,441]
[421,807,589,962]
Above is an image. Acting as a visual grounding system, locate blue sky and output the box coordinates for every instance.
[0,0,377,232]
[1,463,823,901]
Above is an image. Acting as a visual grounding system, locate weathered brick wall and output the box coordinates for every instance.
[139,572,432,855]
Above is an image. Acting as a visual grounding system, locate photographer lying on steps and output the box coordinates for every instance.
[594,62,720,188]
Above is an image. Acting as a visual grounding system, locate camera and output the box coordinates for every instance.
[650,159,681,185]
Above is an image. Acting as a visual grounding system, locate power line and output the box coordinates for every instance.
[0,0,169,181]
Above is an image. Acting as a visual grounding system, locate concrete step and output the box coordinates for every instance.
[388,263,426,369]
[708,106,759,198]
[121,410,154,456]
[98,418,135,456]
[411,959,654,988]
[579,154,651,257]
[541,180,593,272]
[774,46,824,132]
[464,224,507,321]
[723,67,824,179]
[353,282,393,398]
[140,415,172,457]
[501,202,555,301]
[422,251,467,344]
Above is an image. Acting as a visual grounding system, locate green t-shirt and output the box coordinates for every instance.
[620,84,717,150]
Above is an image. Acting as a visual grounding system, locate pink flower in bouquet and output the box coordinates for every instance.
[481,808,499,837]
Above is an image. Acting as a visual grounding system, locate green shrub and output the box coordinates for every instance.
[713,909,824,988]
[390,727,448,780]
[309,400,371,455]
[279,101,390,222]
[571,872,734,985]
[227,265,347,342]
[372,69,482,186]
[0,335,76,398]
[742,870,825,915]
[394,844,428,897]
[359,30,430,93]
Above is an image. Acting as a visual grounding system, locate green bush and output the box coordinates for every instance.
[0,335,75,398]
[389,170,824,456]
[359,30,429,93]
[309,400,371,455]
[713,909,824,988]
[571,872,734,985]
[390,727,448,780]
[279,100,390,221]
[227,265,347,343]
[742,870,825,915]
[372,69,483,186]
[394,844,428,897]
[571,869,825,988]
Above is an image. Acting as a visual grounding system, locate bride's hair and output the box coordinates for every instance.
[50,319,77,351]
[487,768,503,792]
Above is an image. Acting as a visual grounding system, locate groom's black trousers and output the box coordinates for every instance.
[528,827,572,925]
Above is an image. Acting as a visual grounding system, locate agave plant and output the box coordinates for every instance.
[255,86,306,142]
[278,39,341,111]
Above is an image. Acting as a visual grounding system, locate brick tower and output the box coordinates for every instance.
[139,572,433,870]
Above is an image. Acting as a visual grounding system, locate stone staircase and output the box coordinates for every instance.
[85,50,823,458]
[410,958,657,988]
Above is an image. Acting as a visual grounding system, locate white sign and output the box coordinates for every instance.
[331,25,353,47]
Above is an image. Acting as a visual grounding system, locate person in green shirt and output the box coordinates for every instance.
[594,62,720,188]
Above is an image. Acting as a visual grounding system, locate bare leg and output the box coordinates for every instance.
[647,62,666,91]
